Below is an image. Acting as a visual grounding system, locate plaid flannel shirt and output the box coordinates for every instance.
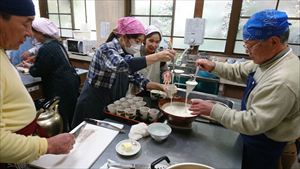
[87,38,149,89]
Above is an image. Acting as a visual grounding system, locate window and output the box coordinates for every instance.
[44,0,96,39]
[200,0,232,52]
[47,0,72,37]
[32,0,40,17]
[131,0,176,48]
[173,0,196,49]
[131,0,233,52]
[131,0,300,57]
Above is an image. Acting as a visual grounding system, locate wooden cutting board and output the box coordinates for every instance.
[30,121,123,169]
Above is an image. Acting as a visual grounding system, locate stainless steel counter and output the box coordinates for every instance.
[19,68,88,100]
[91,91,242,169]
[91,119,243,169]
[19,73,41,87]
[22,87,242,169]
[19,68,88,87]
[69,52,92,62]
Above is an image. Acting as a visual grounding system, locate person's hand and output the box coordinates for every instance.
[155,49,176,62]
[145,49,176,65]
[162,71,172,85]
[25,56,36,63]
[189,99,214,116]
[20,61,32,68]
[21,51,31,60]
[146,82,165,92]
[195,59,215,72]
[46,133,75,154]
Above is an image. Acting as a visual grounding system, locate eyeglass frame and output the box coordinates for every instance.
[243,41,263,52]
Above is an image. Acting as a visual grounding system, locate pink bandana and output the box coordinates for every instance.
[32,18,59,39]
[116,17,145,35]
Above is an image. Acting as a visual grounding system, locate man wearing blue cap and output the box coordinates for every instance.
[0,0,75,166]
[190,9,299,169]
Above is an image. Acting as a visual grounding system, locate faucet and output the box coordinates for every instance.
[176,46,193,67]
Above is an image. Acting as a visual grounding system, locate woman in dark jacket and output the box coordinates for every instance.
[23,18,79,131]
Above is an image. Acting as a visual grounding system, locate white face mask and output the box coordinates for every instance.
[125,41,142,55]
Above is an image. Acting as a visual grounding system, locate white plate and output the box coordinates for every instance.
[115,139,141,156]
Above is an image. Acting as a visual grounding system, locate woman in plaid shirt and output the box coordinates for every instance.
[72,17,176,128]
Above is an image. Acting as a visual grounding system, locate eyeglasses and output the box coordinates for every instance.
[243,41,261,52]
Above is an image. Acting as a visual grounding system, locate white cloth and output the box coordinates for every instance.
[145,25,162,38]
[128,123,149,140]
[32,17,59,39]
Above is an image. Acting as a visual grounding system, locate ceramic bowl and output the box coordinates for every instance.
[107,104,116,114]
[150,90,167,100]
[148,108,160,122]
[125,94,134,99]
[133,96,143,102]
[139,106,150,120]
[158,98,197,128]
[136,101,146,107]
[119,97,127,102]
[164,84,177,98]
[124,108,136,119]
[147,123,172,142]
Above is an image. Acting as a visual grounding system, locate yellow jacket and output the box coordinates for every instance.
[0,49,47,163]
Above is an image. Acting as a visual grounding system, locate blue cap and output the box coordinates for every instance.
[243,9,290,41]
[0,0,35,16]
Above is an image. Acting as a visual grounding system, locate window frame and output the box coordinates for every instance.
[129,0,300,57]
[39,0,299,57]
[39,0,96,39]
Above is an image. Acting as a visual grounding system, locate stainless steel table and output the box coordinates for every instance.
[90,120,243,169]
[19,72,42,87]
[19,68,88,100]
[19,68,88,87]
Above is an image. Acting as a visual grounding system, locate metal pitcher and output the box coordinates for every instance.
[37,96,63,137]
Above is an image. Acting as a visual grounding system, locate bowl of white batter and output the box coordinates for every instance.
[158,98,197,128]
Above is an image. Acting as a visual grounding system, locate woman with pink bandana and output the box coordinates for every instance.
[72,17,176,128]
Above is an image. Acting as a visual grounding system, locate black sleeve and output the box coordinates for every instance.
[126,56,147,73]
[29,44,55,77]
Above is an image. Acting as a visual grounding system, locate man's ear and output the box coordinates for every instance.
[270,36,281,46]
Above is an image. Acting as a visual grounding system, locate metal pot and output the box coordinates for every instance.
[151,156,214,169]
[37,96,63,137]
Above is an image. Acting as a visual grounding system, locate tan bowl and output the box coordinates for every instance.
[158,98,197,128]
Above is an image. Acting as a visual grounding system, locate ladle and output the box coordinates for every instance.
[186,66,199,93]
[185,67,199,106]
[193,66,200,81]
